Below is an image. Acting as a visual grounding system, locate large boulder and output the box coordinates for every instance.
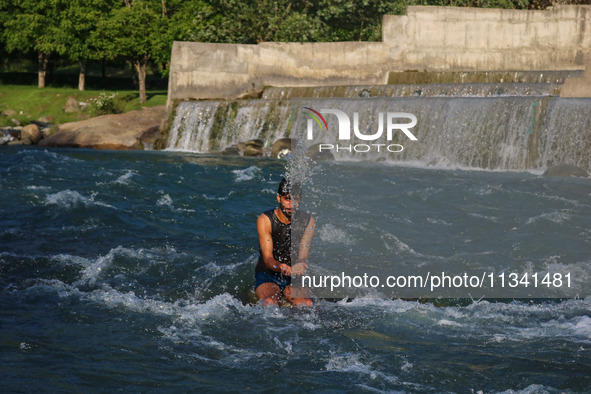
[306,143,335,161]
[543,164,589,178]
[21,124,42,144]
[245,139,264,148]
[242,139,264,156]
[243,146,263,156]
[8,137,32,146]
[271,138,296,158]
[221,145,241,156]
[39,106,167,150]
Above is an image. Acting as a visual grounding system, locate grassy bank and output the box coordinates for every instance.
[0,84,167,127]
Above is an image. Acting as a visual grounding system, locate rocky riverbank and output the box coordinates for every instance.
[2,105,167,150]
[1,104,331,160]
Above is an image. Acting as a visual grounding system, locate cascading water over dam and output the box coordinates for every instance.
[165,82,591,173]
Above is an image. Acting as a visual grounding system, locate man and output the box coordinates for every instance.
[255,177,315,306]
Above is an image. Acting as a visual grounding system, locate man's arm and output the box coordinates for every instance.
[293,216,316,274]
[257,213,291,276]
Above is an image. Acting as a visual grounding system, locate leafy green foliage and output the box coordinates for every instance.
[93,1,170,64]
[85,92,120,115]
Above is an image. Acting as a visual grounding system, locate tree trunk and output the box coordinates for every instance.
[135,60,147,104]
[101,59,106,88]
[38,52,48,88]
[78,60,86,91]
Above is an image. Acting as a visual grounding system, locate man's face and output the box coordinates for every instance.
[277,193,299,218]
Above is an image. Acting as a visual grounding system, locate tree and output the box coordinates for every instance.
[170,0,324,44]
[1,0,63,88]
[55,0,114,91]
[93,0,171,103]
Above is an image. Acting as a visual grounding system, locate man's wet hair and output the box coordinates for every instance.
[278,177,302,197]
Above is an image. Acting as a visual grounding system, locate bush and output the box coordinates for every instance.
[85,92,121,115]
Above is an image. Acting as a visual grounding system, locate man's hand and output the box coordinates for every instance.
[291,263,308,276]
[279,263,292,277]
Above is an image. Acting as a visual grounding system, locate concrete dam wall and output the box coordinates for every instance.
[167,5,591,102]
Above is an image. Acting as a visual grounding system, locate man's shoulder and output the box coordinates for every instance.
[260,209,275,219]
[257,210,274,232]
[258,209,275,223]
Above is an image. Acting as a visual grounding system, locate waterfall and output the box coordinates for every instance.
[166,100,293,153]
[165,87,591,173]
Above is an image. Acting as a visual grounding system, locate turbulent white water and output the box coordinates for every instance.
[1,148,590,392]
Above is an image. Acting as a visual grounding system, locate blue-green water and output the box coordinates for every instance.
[1,146,590,392]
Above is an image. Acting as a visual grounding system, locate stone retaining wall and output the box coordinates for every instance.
[167,5,591,103]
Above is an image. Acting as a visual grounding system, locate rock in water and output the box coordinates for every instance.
[306,143,335,161]
[245,139,264,148]
[271,138,296,158]
[21,124,42,144]
[221,146,241,156]
[242,146,263,156]
[242,139,264,156]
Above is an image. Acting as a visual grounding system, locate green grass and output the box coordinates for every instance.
[0,84,167,127]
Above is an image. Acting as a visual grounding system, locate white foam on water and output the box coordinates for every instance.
[51,253,93,268]
[26,185,51,191]
[178,293,248,322]
[469,212,500,223]
[324,352,422,392]
[380,232,431,259]
[273,336,293,354]
[85,286,178,316]
[76,248,120,285]
[378,158,546,176]
[525,211,572,225]
[44,190,115,210]
[71,245,171,287]
[157,193,173,207]
[302,321,321,330]
[437,319,463,327]
[335,295,423,314]
[400,359,413,372]
[532,260,591,298]
[16,148,80,162]
[2,131,14,144]
[497,383,563,394]
[426,217,452,226]
[438,299,591,345]
[325,353,376,374]
[33,261,253,329]
[566,315,591,339]
[232,166,261,182]
[114,170,136,185]
[318,223,350,244]
[539,193,590,208]
[492,334,507,343]
[202,191,235,201]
